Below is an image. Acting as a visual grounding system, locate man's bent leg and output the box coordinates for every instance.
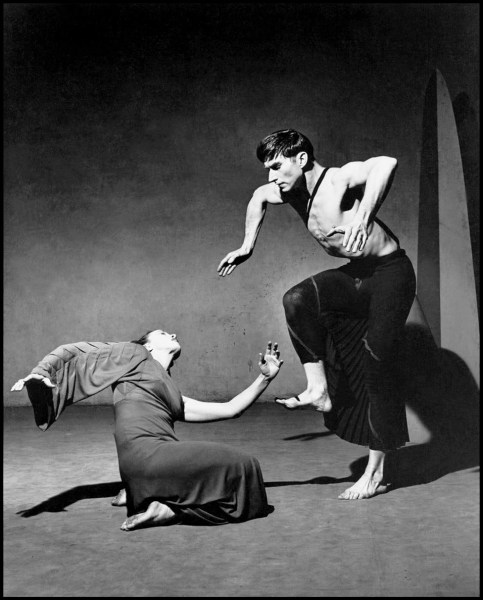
[277,279,331,410]
[275,361,332,411]
[277,270,361,411]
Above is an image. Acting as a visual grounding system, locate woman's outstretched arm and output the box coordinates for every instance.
[182,341,283,422]
[10,341,148,430]
[11,372,56,391]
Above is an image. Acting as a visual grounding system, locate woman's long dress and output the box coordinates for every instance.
[27,341,272,525]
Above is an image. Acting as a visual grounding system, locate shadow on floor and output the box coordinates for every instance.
[17,482,124,517]
[17,474,356,517]
[283,430,335,441]
[349,323,480,489]
[264,474,352,488]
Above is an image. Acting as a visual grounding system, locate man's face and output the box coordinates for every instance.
[264,153,305,192]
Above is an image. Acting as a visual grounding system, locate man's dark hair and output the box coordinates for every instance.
[256,129,315,163]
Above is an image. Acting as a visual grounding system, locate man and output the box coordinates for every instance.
[217,129,416,500]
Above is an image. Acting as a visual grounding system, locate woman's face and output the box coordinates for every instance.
[147,330,181,355]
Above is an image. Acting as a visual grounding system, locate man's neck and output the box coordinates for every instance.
[304,161,325,196]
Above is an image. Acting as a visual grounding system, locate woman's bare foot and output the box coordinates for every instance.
[120,501,177,531]
[275,387,332,412]
[111,489,127,507]
[338,473,391,500]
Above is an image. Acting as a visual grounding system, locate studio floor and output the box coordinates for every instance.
[3,404,479,597]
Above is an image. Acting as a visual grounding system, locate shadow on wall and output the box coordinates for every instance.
[349,322,480,488]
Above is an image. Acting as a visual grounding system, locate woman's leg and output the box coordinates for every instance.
[117,441,271,529]
[111,489,127,507]
[120,501,178,531]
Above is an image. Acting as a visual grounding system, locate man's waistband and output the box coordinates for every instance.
[350,248,406,266]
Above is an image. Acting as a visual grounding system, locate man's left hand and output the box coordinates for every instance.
[326,219,368,253]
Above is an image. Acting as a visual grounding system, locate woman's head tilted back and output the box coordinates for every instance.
[132,329,181,360]
[256,129,315,164]
[131,331,154,346]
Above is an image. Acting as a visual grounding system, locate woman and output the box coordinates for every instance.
[11,330,283,531]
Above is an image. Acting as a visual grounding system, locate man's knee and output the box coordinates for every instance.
[282,285,308,316]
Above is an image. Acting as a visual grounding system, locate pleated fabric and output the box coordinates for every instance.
[322,315,373,446]
[321,314,409,450]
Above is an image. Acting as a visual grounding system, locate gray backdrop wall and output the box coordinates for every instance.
[4,3,479,404]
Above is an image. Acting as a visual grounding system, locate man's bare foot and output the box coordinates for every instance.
[120,501,177,531]
[275,388,332,412]
[111,489,127,507]
[338,473,391,500]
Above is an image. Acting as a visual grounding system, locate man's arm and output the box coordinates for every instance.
[217,185,281,277]
[327,156,398,252]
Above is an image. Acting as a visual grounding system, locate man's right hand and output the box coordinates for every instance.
[217,248,252,277]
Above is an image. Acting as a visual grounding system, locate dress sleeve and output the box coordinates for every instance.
[28,341,148,431]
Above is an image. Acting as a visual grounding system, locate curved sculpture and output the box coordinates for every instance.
[417,69,479,386]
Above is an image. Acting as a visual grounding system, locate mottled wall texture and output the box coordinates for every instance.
[4,4,479,404]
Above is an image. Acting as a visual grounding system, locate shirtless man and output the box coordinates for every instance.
[217,129,416,500]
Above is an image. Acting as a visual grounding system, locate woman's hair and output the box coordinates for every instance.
[131,329,181,360]
[131,330,155,346]
[256,129,315,163]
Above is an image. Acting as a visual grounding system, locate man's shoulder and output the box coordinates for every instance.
[252,182,284,204]
[328,163,358,188]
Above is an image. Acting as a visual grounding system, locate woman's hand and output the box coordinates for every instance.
[10,373,55,392]
[258,341,283,381]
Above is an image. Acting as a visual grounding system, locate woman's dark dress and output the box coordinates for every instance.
[27,341,272,525]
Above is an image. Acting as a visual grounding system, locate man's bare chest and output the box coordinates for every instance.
[308,186,361,234]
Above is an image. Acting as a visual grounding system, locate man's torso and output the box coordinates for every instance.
[264,167,399,259]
